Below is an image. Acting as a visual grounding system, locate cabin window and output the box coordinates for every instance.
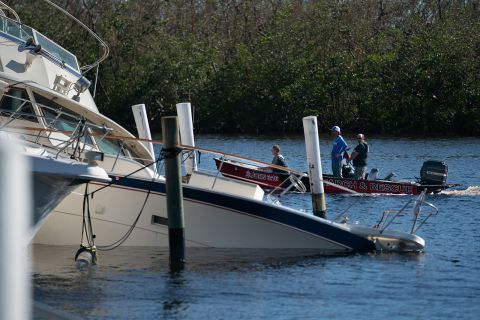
[0,88,37,122]
[34,93,93,145]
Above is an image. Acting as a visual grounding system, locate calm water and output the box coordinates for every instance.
[33,135,480,319]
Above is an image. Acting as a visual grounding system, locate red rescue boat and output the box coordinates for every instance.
[213,158,458,195]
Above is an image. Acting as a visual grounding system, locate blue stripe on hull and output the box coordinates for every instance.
[108,176,375,253]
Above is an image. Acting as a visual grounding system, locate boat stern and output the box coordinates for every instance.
[347,224,425,253]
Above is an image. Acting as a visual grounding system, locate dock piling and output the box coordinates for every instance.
[303,116,327,218]
[132,104,157,173]
[176,102,197,175]
[162,116,186,270]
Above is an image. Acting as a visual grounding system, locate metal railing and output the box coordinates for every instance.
[376,190,438,234]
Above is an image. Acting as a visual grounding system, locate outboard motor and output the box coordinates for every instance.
[420,160,448,185]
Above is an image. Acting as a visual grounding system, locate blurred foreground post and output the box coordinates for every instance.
[0,140,31,320]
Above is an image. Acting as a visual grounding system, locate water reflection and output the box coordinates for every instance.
[162,272,187,316]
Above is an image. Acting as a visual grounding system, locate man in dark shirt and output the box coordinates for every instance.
[350,134,369,179]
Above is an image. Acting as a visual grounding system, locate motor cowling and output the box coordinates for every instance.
[420,160,448,185]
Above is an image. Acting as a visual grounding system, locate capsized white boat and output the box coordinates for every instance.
[0,134,111,235]
[0,2,433,253]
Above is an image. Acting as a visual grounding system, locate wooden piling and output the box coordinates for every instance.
[161,116,186,270]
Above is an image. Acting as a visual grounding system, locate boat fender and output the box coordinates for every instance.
[74,244,97,268]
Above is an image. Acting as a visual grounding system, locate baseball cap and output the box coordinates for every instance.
[330,126,341,133]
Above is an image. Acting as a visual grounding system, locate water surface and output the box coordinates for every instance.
[33,135,480,319]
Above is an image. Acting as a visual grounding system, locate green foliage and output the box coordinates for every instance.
[8,0,480,135]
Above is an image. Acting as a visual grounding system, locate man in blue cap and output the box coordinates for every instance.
[330,125,348,177]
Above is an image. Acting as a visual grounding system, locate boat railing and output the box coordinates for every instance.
[0,90,109,132]
[1,118,97,160]
[333,190,438,235]
[0,92,152,165]
[375,191,438,234]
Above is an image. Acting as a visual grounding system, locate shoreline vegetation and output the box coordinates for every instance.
[10,0,480,135]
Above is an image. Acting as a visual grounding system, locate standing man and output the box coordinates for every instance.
[330,126,348,177]
[350,133,369,179]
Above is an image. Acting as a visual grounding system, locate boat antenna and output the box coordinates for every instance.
[0,1,21,22]
[40,0,110,74]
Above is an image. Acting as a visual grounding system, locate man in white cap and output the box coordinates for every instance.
[330,125,348,177]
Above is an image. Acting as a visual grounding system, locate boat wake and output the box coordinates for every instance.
[440,186,480,196]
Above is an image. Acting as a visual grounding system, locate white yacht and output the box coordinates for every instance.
[0,2,433,253]
[0,136,110,235]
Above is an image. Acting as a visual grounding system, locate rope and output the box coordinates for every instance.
[80,146,182,251]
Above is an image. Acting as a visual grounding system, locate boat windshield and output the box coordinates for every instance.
[35,32,79,71]
[0,15,34,42]
[33,92,144,161]
[0,15,79,72]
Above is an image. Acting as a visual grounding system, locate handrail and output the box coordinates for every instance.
[372,190,438,235]
[0,2,21,22]
[3,124,303,176]
[4,124,362,194]
[0,91,112,133]
[40,0,109,73]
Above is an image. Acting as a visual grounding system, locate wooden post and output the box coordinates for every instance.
[303,116,327,218]
[162,116,185,270]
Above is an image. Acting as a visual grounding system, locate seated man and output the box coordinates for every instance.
[271,144,287,172]
[261,144,287,172]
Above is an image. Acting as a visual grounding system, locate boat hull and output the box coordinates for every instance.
[32,173,81,227]
[29,151,111,231]
[214,158,450,195]
[34,176,375,252]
